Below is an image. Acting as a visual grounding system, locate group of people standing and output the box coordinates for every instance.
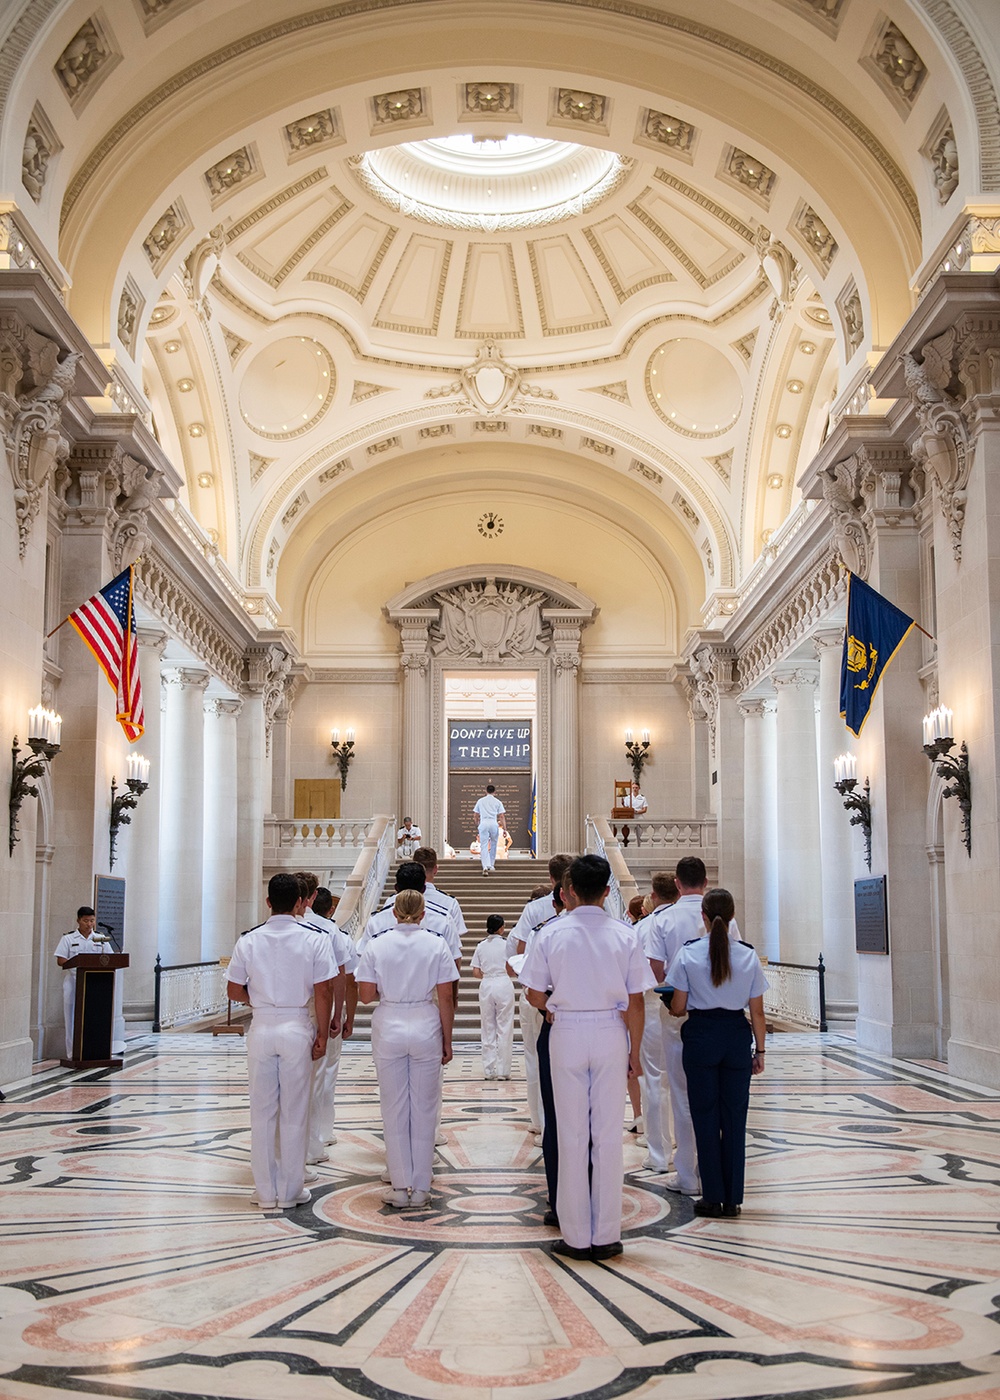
[224,841,768,1261]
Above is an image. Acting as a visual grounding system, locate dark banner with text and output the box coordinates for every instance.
[448,772,532,851]
[448,721,532,769]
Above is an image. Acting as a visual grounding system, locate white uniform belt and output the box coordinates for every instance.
[552,1009,624,1023]
[480,971,508,980]
[251,1006,312,1020]
[379,998,434,1005]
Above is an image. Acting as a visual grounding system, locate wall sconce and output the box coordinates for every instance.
[331,727,356,790]
[108,753,150,871]
[624,728,651,783]
[833,752,872,872]
[922,706,971,856]
[9,707,62,855]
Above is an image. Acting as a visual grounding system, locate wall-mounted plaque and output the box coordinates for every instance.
[854,875,888,954]
[94,874,126,953]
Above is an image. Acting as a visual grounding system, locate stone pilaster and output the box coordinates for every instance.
[202,696,242,960]
[159,667,209,963]
[688,640,743,902]
[396,611,437,838]
[772,665,823,964]
[547,614,585,852]
[813,628,859,1018]
[740,697,778,959]
[122,626,167,1018]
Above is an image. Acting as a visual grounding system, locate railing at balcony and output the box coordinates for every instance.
[584,815,640,922]
[607,818,718,852]
[153,957,229,1031]
[763,957,827,1031]
[265,818,376,851]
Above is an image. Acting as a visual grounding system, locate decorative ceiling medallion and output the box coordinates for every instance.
[478,511,505,539]
[462,341,520,414]
[238,337,335,439]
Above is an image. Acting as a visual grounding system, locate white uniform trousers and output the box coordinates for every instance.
[62,975,76,1059]
[479,820,499,870]
[661,1006,699,1193]
[519,993,545,1131]
[307,1029,343,1158]
[372,1001,442,1193]
[479,975,515,1078]
[640,988,672,1170]
[551,1012,628,1250]
[246,1007,315,1206]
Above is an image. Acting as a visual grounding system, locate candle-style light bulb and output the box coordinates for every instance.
[625,728,633,744]
[332,727,340,745]
[346,728,355,743]
[641,729,650,744]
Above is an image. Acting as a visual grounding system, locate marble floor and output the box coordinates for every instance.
[1,1033,1000,1400]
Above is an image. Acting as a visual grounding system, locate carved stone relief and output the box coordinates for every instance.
[117,278,143,357]
[902,326,969,561]
[637,109,696,157]
[868,20,927,109]
[53,441,163,571]
[722,147,776,203]
[0,319,80,558]
[792,203,838,271]
[142,201,189,271]
[462,83,517,116]
[755,227,799,314]
[554,88,608,127]
[284,109,341,158]
[923,112,959,204]
[819,451,874,577]
[837,278,865,354]
[203,147,258,203]
[22,107,59,203]
[430,580,550,664]
[54,16,118,106]
[371,89,426,127]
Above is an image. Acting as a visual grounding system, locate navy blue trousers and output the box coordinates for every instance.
[681,1010,752,1206]
[537,1015,559,1209]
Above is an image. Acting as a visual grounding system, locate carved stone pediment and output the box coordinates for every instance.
[431,579,548,663]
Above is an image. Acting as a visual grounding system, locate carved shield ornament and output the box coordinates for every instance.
[461,341,520,414]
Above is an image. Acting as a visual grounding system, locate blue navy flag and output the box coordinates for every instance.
[839,572,915,736]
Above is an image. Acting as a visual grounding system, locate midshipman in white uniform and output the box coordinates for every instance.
[227,873,338,1210]
[522,854,652,1260]
[509,855,573,1137]
[471,915,515,1079]
[472,783,506,874]
[357,890,458,1208]
[54,907,103,1059]
[295,872,350,1163]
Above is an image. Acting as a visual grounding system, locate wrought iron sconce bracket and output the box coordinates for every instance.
[624,738,650,784]
[9,736,60,856]
[923,738,972,856]
[331,737,355,791]
[834,775,872,872]
[109,776,148,871]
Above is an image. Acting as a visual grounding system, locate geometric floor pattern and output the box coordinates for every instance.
[2,1032,1000,1400]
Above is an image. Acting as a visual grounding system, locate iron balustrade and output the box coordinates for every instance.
[152,956,230,1032]
[762,956,827,1032]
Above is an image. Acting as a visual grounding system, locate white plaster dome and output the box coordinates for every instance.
[355,134,629,230]
[646,339,744,437]
[239,337,335,439]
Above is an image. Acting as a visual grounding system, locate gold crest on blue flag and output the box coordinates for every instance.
[839,572,915,736]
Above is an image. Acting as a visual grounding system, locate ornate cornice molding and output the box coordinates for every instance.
[737,549,846,692]
[135,549,247,693]
[915,0,1000,190]
[54,0,917,233]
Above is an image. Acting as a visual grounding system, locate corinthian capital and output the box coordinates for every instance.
[902,327,970,560]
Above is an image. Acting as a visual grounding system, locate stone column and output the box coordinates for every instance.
[269,702,293,820]
[396,613,436,837]
[202,697,242,959]
[772,664,823,963]
[548,616,584,852]
[159,667,209,963]
[236,688,267,935]
[122,626,167,1018]
[740,697,779,960]
[689,641,742,901]
[813,629,859,1018]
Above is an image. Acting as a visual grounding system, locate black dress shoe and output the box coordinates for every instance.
[552,1240,591,1260]
[543,1209,559,1227]
[591,1241,623,1260]
[721,1203,742,1217]
[692,1199,723,1218]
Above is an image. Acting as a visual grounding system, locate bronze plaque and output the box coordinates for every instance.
[448,772,532,851]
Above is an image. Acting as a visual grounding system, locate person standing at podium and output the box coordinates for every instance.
[55,907,103,1058]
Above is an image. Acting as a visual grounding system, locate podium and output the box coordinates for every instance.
[60,953,130,1069]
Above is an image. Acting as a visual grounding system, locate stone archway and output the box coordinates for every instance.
[384,567,598,853]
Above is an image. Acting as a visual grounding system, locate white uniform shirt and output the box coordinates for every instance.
[508,892,558,956]
[473,794,505,825]
[522,904,654,1012]
[645,894,741,975]
[667,936,769,1010]
[470,934,510,979]
[356,925,459,1002]
[397,824,421,843]
[55,930,104,966]
[303,907,355,974]
[426,880,468,942]
[624,791,648,814]
[228,914,338,1007]
[359,896,461,961]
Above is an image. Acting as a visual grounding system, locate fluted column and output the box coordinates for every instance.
[549,621,583,852]
[741,697,778,959]
[772,665,823,963]
[814,629,859,1017]
[202,696,242,959]
[396,612,436,838]
[123,626,167,1017]
[236,690,267,936]
[159,667,209,963]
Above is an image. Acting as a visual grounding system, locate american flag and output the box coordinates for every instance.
[68,566,144,741]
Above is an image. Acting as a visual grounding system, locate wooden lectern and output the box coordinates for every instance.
[60,952,130,1069]
[611,780,634,820]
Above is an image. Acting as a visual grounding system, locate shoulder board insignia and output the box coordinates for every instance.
[738,939,755,948]
[683,936,701,946]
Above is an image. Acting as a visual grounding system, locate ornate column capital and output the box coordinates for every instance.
[162,666,211,692]
[772,665,819,691]
[738,696,775,719]
[812,628,844,658]
[136,625,168,657]
[242,642,292,754]
[205,696,243,719]
[902,326,972,561]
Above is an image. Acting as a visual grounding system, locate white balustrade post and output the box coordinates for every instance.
[772,665,823,964]
[159,667,209,963]
[814,629,859,1018]
[202,697,242,960]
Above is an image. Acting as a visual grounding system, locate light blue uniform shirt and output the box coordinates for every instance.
[666,936,768,1011]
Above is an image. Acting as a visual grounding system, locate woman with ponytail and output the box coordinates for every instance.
[666,889,768,1218]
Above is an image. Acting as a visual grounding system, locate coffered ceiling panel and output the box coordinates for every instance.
[374,234,452,334]
[456,243,524,339]
[527,236,609,335]
[306,215,397,301]
[235,187,352,287]
[582,216,676,303]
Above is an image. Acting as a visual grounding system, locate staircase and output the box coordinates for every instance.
[349,859,546,1042]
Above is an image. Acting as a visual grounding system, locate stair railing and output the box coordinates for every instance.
[585,815,641,922]
[335,814,396,943]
